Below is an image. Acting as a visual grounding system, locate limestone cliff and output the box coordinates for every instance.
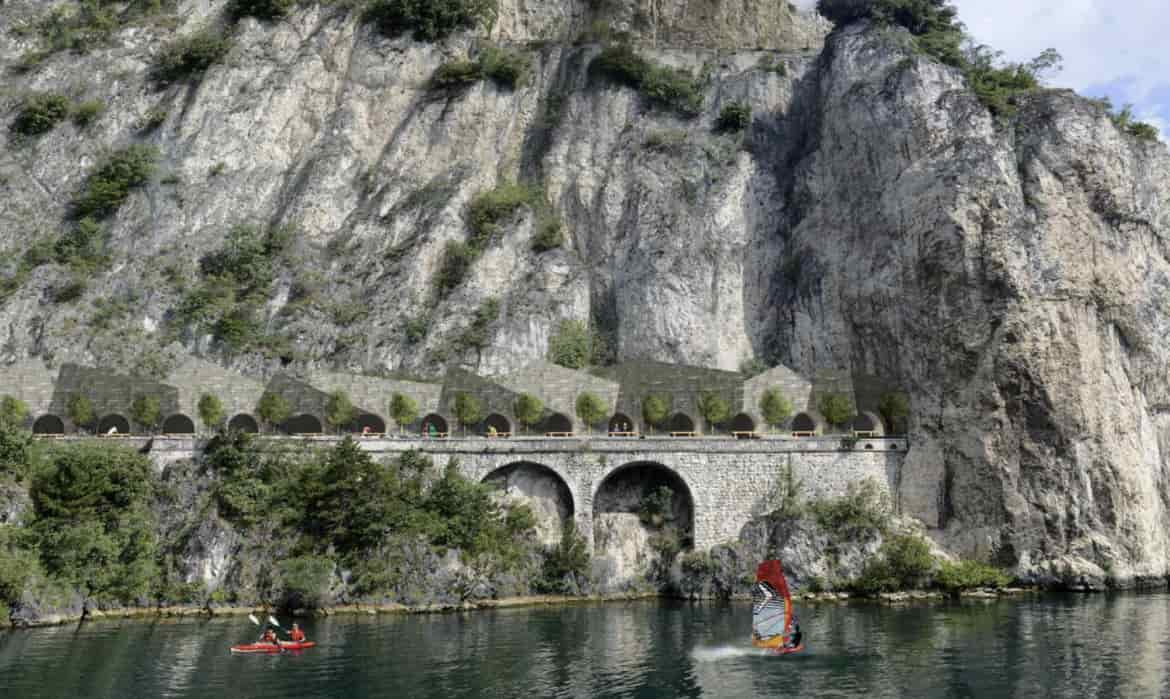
[1,1,1169,587]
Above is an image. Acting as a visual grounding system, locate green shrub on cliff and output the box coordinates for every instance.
[850,533,934,594]
[28,442,158,604]
[548,319,606,370]
[536,520,590,594]
[11,93,70,136]
[277,555,334,609]
[716,101,752,132]
[818,393,853,428]
[228,0,297,22]
[72,145,158,219]
[364,0,498,42]
[431,46,530,90]
[151,28,232,83]
[809,478,890,540]
[591,44,705,116]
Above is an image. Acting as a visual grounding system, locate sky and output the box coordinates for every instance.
[796,0,1169,138]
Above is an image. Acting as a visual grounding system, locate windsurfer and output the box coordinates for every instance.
[786,617,802,650]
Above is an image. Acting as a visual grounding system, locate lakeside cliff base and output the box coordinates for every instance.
[5,588,1055,631]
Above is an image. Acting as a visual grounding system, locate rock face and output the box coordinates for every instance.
[1,2,1169,586]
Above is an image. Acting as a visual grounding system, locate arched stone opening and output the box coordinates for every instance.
[729,412,756,433]
[161,414,195,435]
[228,413,259,433]
[421,413,449,437]
[851,411,885,436]
[482,462,574,546]
[791,410,826,435]
[593,461,695,589]
[608,413,635,434]
[483,413,511,436]
[668,412,696,434]
[32,414,65,435]
[98,414,131,435]
[348,413,386,435]
[282,414,323,435]
[543,413,573,435]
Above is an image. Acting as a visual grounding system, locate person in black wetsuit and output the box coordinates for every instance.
[787,617,802,649]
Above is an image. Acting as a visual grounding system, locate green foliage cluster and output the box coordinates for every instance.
[54,217,109,275]
[850,534,934,594]
[818,392,853,428]
[256,392,292,431]
[389,393,419,433]
[454,298,499,355]
[72,100,105,128]
[72,145,158,220]
[453,392,483,433]
[174,224,293,353]
[0,396,30,430]
[716,101,752,132]
[638,485,675,528]
[434,241,476,297]
[198,393,225,430]
[697,392,729,431]
[0,412,35,481]
[531,218,564,253]
[432,46,530,90]
[816,0,1061,116]
[324,390,357,432]
[643,128,688,153]
[402,314,430,344]
[14,1,122,59]
[591,45,705,116]
[364,0,498,42]
[467,181,533,246]
[135,108,168,132]
[878,391,909,433]
[276,555,332,609]
[227,0,297,22]
[129,394,162,432]
[151,29,232,83]
[1097,98,1161,142]
[641,394,670,433]
[513,393,543,434]
[547,319,606,369]
[11,93,71,136]
[535,520,589,594]
[935,559,1011,592]
[66,394,94,430]
[759,388,792,431]
[808,478,890,540]
[27,442,159,604]
[574,392,607,433]
[207,437,540,596]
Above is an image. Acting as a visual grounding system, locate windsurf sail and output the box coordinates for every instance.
[751,560,792,650]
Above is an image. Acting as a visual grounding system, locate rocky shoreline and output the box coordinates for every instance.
[2,587,1055,631]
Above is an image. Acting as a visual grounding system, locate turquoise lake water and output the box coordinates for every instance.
[2,594,1168,698]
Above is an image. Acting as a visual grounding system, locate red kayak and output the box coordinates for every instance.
[230,641,316,654]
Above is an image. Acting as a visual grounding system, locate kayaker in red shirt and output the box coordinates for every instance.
[288,623,306,643]
[259,628,279,647]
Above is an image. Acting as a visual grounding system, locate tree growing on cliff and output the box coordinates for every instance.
[197,393,224,432]
[575,392,607,435]
[257,392,292,433]
[513,393,544,435]
[389,393,419,435]
[66,393,94,432]
[697,391,729,433]
[759,388,792,432]
[453,392,482,435]
[324,390,357,433]
[547,319,596,370]
[641,394,670,434]
[364,0,499,42]
[130,395,162,433]
[818,393,854,429]
[878,391,910,434]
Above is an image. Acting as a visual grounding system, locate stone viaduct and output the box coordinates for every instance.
[144,434,908,552]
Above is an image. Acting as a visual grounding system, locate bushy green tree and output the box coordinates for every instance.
[547,319,605,369]
[818,393,853,428]
[197,393,224,431]
[227,0,296,22]
[324,390,357,433]
[276,555,333,610]
[878,391,909,433]
[716,101,752,132]
[935,559,1011,592]
[364,0,499,42]
[129,394,162,433]
[453,392,482,434]
[257,392,292,432]
[513,393,543,435]
[641,394,670,434]
[536,520,590,593]
[574,392,607,435]
[697,392,729,432]
[758,388,792,432]
[28,442,158,603]
[66,393,94,431]
[389,393,419,434]
[851,534,934,594]
[0,396,28,428]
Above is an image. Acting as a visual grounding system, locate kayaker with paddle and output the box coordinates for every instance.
[288,623,306,643]
[259,628,280,648]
